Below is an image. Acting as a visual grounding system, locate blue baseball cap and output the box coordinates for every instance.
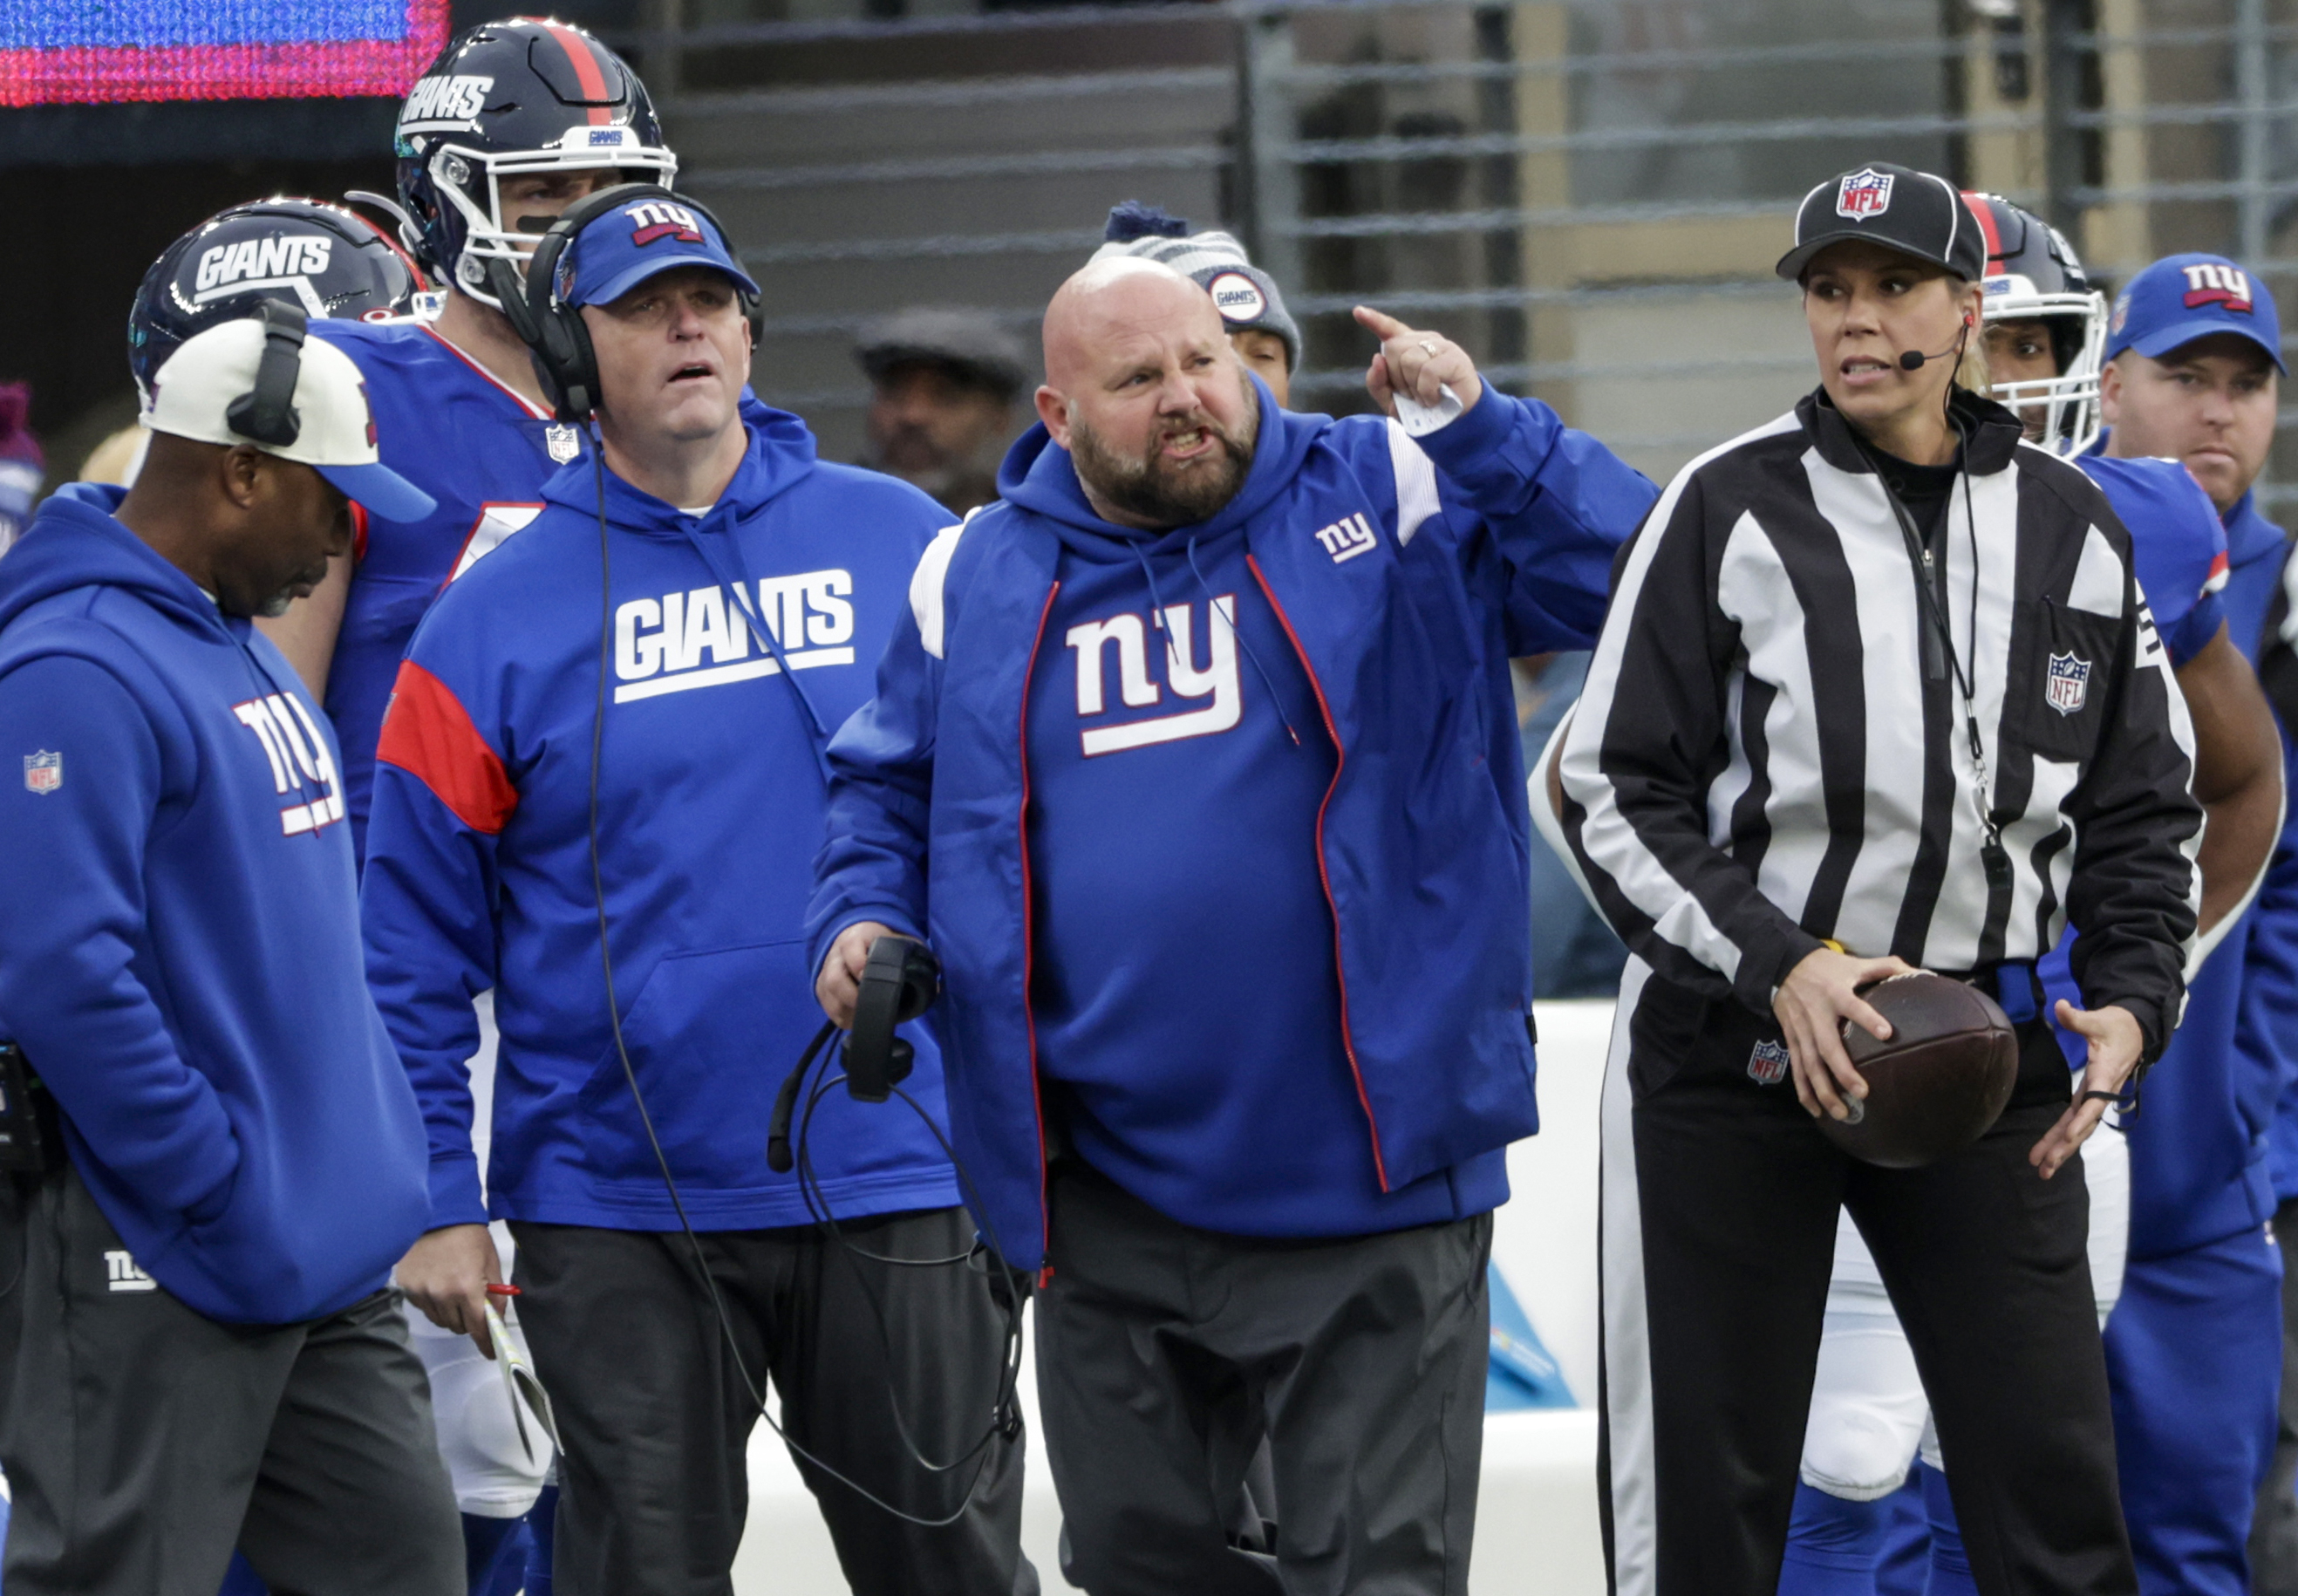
[554,194,760,311]
[2106,252,2285,372]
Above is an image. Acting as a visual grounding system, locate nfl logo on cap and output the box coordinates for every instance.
[1837,168,1894,220]
[2046,651,2090,716]
[22,751,59,795]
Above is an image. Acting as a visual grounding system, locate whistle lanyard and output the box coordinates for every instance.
[1870,446,2015,896]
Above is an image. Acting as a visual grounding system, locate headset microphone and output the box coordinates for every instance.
[1899,313,1976,372]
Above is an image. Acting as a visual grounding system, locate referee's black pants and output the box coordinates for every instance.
[510,1206,1035,1596]
[1598,958,2134,1596]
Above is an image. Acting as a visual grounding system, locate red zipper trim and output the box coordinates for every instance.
[1245,556,1391,1191]
[420,326,554,419]
[1017,581,1062,1257]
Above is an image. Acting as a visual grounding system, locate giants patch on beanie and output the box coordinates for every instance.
[1094,201,1301,374]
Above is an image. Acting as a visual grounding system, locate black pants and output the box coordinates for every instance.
[0,1163,462,1596]
[2248,1198,2298,1593]
[1599,960,2132,1596]
[511,1206,1033,1596]
[1035,1160,1491,1596]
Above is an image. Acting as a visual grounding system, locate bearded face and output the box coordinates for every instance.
[1066,392,1259,529]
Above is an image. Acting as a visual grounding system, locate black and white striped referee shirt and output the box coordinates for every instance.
[1559,389,2201,1054]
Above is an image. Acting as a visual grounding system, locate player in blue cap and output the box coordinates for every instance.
[2088,250,2295,1595]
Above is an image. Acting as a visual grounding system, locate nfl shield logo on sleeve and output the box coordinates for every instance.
[22,751,59,795]
[1748,1039,1790,1085]
[1837,168,1894,219]
[545,424,581,465]
[2045,651,2091,715]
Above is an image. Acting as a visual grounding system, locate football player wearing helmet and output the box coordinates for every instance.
[1773,196,2286,1596]
[233,23,679,1593]
[263,16,675,854]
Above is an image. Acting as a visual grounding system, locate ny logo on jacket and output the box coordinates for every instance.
[1064,596,1241,755]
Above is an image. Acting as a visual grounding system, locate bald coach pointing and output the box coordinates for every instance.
[809,257,1657,1594]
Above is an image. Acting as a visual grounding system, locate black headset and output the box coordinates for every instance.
[226,299,310,447]
[490,183,756,425]
[767,936,941,1175]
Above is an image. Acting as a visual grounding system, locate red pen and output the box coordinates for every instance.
[486,1283,522,1298]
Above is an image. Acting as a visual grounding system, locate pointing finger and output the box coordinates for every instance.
[1354,304,1408,339]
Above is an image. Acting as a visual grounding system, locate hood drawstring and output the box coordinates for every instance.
[672,514,835,786]
[1123,536,1301,749]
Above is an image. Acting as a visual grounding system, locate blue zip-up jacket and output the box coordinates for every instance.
[0,486,431,1324]
[806,378,1658,1266]
[362,399,963,1231]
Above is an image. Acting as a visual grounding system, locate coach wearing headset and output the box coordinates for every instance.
[1560,161,2204,1593]
[358,191,1033,1595]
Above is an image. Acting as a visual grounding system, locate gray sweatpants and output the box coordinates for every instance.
[510,1205,1035,1596]
[1034,1161,1492,1596]
[0,1163,462,1596]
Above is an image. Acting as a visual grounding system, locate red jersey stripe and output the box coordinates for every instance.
[375,660,519,835]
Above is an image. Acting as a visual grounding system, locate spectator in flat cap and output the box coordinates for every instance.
[855,308,1031,516]
[1094,200,1301,404]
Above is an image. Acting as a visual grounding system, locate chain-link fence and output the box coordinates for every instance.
[619,0,2298,508]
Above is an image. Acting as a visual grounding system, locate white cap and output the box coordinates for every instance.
[144,317,434,522]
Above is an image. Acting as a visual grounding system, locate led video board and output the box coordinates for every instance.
[1,0,450,107]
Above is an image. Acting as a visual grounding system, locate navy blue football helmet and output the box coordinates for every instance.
[393,17,677,310]
[128,198,423,400]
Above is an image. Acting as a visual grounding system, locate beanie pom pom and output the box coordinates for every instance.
[1103,200,1191,243]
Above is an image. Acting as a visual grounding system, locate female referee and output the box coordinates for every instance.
[1558,160,2203,1595]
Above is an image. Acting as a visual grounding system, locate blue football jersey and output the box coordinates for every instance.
[307,317,589,861]
[2076,454,2229,668]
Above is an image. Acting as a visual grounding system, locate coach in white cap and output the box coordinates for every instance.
[0,310,460,1594]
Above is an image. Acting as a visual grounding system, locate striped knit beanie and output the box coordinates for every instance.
[1092,201,1300,374]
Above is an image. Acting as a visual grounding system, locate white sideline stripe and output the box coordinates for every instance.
[1385,419,1442,547]
[1602,958,1658,1596]
[612,648,854,704]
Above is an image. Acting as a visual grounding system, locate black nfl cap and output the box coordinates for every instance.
[1776,162,1986,283]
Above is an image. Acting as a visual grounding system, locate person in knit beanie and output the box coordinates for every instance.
[0,384,42,557]
[1093,201,1301,404]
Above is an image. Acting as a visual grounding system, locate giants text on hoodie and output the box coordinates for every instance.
[360,399,964,1233]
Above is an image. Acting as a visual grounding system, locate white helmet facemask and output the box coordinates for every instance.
[1982,276,2108,457]
[430,126,678,310]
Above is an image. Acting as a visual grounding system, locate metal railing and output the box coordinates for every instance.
[630,0,2298,508]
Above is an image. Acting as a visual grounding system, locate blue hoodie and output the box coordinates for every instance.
[808,378,1657,1266]
[0,486,431,1325]
[360,399,963,1231]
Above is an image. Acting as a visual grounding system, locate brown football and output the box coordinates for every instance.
[1817,972,2020,1169]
